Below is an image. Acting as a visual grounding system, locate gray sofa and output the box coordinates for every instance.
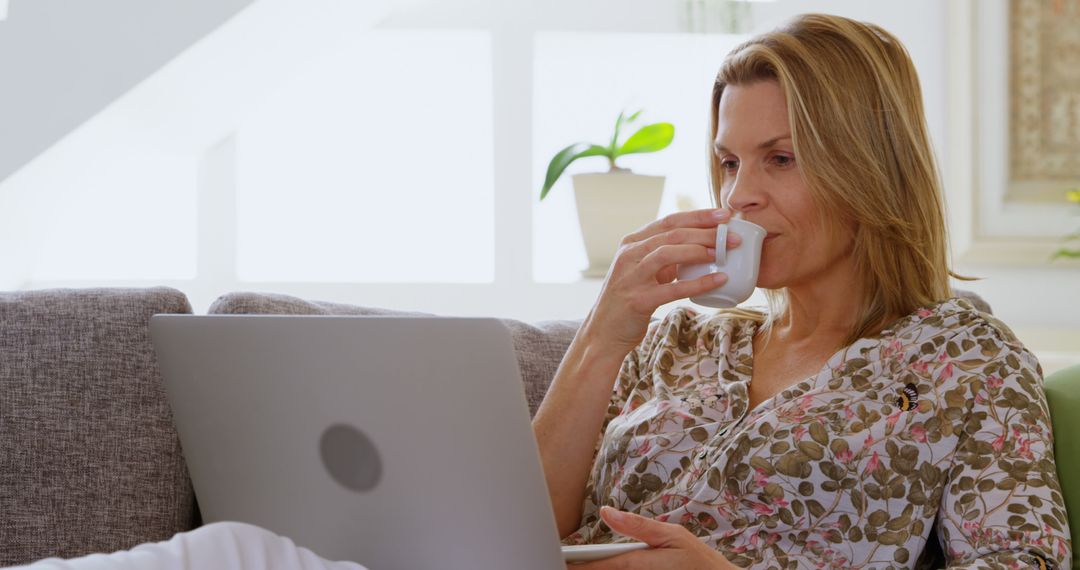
[0,288,197,566]
[0,287,994,566]
[0,287,583,566]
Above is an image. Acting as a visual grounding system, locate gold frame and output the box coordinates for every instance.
[945,0,1080,266]
[1007,0,1080,202]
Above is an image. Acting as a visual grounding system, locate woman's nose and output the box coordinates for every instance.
[725,169,768,212]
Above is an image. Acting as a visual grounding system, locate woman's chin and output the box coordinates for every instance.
[755,268,783,290]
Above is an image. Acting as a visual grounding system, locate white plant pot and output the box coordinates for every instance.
[572,171,665,278]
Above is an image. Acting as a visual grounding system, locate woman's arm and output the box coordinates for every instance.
[935,340,1071,568]
[532,321,638,538]
[531,208,740,539]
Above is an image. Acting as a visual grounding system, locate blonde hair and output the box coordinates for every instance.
[708,13,970,348]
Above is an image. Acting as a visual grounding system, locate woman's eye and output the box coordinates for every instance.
[720,159,739,171]
[772,154,795,167]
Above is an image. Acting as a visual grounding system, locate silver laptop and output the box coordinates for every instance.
[150,314,565,570]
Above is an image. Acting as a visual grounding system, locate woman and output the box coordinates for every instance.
[533,12,1071,570]
[18,12,1071,570]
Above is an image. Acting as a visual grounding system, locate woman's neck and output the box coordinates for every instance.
[774,258,862,344]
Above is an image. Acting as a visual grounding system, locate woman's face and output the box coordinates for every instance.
[714,80,853,290]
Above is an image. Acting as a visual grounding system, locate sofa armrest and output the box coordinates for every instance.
[1044,364,1080,570]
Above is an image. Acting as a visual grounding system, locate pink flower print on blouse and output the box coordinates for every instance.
[864,451,880,474]
[565,300,1071,568]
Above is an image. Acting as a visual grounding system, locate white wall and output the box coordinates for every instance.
[0,0,253,183]
[0,0,248,289]
[0,0,1075,371]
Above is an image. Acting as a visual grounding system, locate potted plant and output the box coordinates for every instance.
[1053,188,1080,260]
[539,109,675,278]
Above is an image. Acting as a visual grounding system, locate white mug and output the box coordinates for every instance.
[676,218,766,308]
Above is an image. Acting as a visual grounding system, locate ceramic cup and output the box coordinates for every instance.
[676,217,767,308]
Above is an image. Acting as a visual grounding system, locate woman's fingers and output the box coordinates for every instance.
[621,208,731,247]
[646,272,728,308]
[638,244,716,279]
[639,227,741,286]
[621,230,740,287]
[624,226,740,264]
[655,265,678,284]
[599,507,685,547]
[613,208,743,292]
[579,208,738,357]
[564,509,711,569]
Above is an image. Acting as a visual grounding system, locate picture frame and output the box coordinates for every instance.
[945,0,1080,266]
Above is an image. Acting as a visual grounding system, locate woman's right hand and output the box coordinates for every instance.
[581,208,741,356]
[535,208,739,538]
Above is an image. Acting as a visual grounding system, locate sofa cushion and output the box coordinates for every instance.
[0,287,197,566]
[208,290,993,418]
[208,292,581,416]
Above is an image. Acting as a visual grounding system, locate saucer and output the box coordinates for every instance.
[562,542,650,563]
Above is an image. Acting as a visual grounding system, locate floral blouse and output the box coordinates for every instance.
[562,297,1072,569]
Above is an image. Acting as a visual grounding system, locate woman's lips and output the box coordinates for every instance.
[764,233,779,242]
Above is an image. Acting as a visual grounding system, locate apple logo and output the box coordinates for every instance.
[319,423,382,492]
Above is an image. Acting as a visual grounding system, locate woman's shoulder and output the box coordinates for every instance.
[884,296,1041,380]
[886,296,1025,350]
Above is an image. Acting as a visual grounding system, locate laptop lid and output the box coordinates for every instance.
[150,314,564,570]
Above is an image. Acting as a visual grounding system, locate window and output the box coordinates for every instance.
[8,29,496,287]
[236,30,496,283]
[532,31,746,282]
[27,145,198,281]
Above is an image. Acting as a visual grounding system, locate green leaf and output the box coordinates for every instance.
[878,531,904,545]
[611,109,643,152]
[1051,248,1080,260]
[776,451,811,478]
[539,142,611,200]
[1053,188,1080,261]
[697,512,719,531]
[750,456,775,475]
[707,467,723,490]
[611,110,626,151]
[616,123,675,157]
[868,509,889,527]
[641,473,663,492]
[769,441,790,454]
[1007,503,1029,514]
[797,441,825,461]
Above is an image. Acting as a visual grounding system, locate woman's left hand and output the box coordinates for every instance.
[568,507,738,569]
